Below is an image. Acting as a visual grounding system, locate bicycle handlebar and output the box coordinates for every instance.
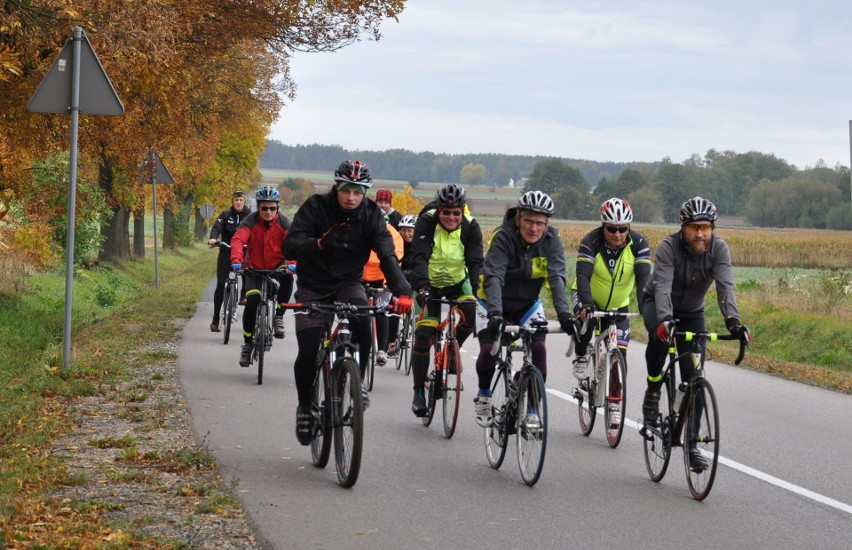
[672,330,749,366]
[490,321,568,357]
[279,302,389,317]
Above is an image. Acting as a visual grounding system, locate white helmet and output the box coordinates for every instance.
[518,190,555,216]
[600,198,633,224]
[399,215,417,228]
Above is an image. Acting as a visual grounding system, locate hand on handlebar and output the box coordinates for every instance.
[391,295,413,314]
[656,319,675,342]
[231,263,242,272]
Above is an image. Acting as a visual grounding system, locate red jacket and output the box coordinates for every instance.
[230,211,290,270]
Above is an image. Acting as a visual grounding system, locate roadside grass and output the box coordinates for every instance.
[0,246,219,546]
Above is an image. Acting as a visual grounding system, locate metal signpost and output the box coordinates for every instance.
[28,27,123,372]
[139,148,174,289]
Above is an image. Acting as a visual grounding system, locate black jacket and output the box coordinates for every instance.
[209,205,250,244]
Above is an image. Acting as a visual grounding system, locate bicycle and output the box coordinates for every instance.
[639,327,748,500]
[242,268,285,385]
[362,285,393,392]
[210,241,242,345]
[485,319,565,486]
[281,301,387,488]
[393,309,414,375]
[570,310,640,448]
[420,296,466,439]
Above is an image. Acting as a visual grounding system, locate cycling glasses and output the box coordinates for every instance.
[684,223,713,233]
[259,206,278,212]
[439,209,463,217]
[604,225,628,234]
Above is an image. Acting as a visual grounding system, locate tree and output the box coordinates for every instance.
[526,158,588,196]
[653,161,693,223]
[392,185,426,216]
[612,168,648,199]
[744,178,842,228]
[460,163,486,187]
[626,187,664,223]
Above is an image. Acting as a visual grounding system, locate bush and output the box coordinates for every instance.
[826,203,852,230]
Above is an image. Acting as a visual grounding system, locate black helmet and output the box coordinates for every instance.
[680,196,717,224]
[255,186,280,202]
[436,184,467,208]
[518,190,555,217]
[334,160,373,189]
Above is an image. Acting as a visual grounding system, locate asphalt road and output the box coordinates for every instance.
[179,279,852,549]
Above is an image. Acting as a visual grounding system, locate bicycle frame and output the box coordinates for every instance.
[421,297,466,437]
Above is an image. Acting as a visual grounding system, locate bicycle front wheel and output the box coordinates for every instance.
[365,318,377,391]
[604,350,627,448]
[485,364,509,469]
[333,357,364,488]
[311,363,332,468]
[683,378,720,501]
[422,355,437,427]
[442,340,462,439]
[223,281,236,345]
[396,313,411,372]
[642,376,672,482]
[516,367,548,486]
[255,302,267,385]
[577,354,597,436]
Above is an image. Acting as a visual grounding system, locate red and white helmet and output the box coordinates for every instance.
[600,198,633,224]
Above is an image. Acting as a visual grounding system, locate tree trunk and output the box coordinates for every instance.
[97,159,131,262]
[194,207,207,242]
[133,207,145,258]
[163,204,175,250]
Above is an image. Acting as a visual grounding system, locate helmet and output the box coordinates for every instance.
[334,160,373,188]
[399,215,417,228]
[518,190,555,217]
[600,198,633,224]
[679,196,717,224]
[436,184,467,208]
[255,186,280,202]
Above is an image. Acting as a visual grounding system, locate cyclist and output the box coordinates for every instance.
[208,190,251,332]
[387,214,417,358]
[230,186,294,367]
[375,188,403,228]
[641,196,751,471]
[571,198,652,385]
[409,184,483,417]
[283,160,413,445]
[472,191,575,427]
[363,217,405,365]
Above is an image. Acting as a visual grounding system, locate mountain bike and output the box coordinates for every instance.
[282,301,387,488]
[485,319,565,486]
[639,327,748,500]
[210,241,242,345]
[420,296,466,439]
[570,310,640,448]
[242,268,285,385]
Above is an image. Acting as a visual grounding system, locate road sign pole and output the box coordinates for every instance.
[61,27,84,372]
[151,150,160,290]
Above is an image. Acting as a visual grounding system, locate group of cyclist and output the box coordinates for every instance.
[209,159,752,451]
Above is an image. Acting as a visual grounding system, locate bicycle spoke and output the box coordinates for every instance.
[334,358,363,488]
[516,367,547,486]
[642,377,672,482]
[684,379,720,500]
[604,350,626,448]
[485,365,509,469]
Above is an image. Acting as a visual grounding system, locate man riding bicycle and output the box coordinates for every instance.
[283,160,413,445]
[571,198,652,383]
[409,184,483,418]
[641,196,752,471]
[473,190,576,427]
[208,190,250,332]
[230,186,294,367]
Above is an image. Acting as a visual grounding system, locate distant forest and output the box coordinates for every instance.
[260,140,657,186]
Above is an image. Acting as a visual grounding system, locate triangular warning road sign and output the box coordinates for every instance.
[28,30,124,115]
[138,149,175,184]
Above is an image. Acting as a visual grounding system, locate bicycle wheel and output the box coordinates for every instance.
[683,378,720,501]
[516,367,548,486]
[395,313,411,371]
[577,353,597,436]
[642,376,672,482]
[365,317,377,391]
[421,351,438,427]
[485,364,509,469]
[442,340,462,439]
[255,302,267,385]
[333,357,364,488]
[223,281,235,345]
[604,350,627,448]
[310,362,332,468]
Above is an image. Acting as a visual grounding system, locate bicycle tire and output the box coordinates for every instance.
[442,339,462,439]
[516,367,548,486]
[310,362,332,468]
[333,357,364,488]
[422,352,438,427]
[223,280,236,345]
[485,364,510,469]
[395,312,411,371]
[255,302,267,385]
[642,375,672,482]
[683,378,720,501]
[604,350,627,448]
[577,352,597,436]
[365,316,377,391]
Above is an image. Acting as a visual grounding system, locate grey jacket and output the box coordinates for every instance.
[644,231,740,323]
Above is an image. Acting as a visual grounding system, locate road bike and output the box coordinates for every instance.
[363,285,393,392]
[570,310,640,448]
[639,327,748,500]
[242,268,285,385]
[485,319,565,486]
[282,301,387,488]
[420,296,466,439]
[392,309,414,375]
[210,241,242,345]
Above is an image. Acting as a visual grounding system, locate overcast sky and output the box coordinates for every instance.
[267,0,852,169]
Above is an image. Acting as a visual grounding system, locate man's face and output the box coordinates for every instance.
[437,206,463,231]
[602,223,629,248]
[682,221,713,254]
[257,201,278,222]
[232,196,246,210]
[515,211,549,244]
[398,227,414,242]
[338,187,366,210]
[376,198,391,213]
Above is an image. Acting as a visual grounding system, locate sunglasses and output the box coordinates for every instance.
[604,225,628,234]
[685,223,713,233]
[259,206,278,212]
[440,209,463,217]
